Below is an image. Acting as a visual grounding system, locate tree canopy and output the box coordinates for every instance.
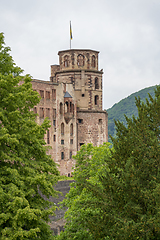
[57,85,160,240]
[0,33,59,239]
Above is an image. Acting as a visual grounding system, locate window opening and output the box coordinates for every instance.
[64,55,69,67]
[77,54,84,66]
[80,143,84,146]
[52,89,56,100]
[95,77,99,89]
[61,123,64,135]
[61,139,64,145]
[94,95,99,105]
[61,152,64,160]
[46,91,50,99]
[46,108,50,118]
[40,108,44,118]
[70,151,72,159]
[70,139,73,144]
[53,120,56,127]
[47,130,50,144]
[91,55,96,68]
[53,135,56,142]
[78,119,83,124]
[40,90,44,98]
[60,102,63,114]
[70,123,73,136]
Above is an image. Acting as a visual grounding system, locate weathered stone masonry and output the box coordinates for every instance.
[32,49,108,175]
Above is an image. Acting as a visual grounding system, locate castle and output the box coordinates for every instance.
[31,49,108,176]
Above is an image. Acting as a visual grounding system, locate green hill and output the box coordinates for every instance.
[107,85,157,142]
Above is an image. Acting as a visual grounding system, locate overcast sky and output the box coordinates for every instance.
[1,0,160,109]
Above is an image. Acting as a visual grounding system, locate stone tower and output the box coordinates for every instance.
[32,49,108,176]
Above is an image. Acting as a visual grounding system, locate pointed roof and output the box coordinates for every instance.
[64,91,72,98]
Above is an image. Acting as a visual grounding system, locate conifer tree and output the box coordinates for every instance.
[0,33,59,239]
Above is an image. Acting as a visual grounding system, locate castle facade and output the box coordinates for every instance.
[32,49,108,176]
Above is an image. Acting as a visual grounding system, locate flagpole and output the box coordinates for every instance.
[70,21,71,49]
[70,21,72,49]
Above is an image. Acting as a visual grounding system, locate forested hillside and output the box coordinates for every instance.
[107,85,157,142]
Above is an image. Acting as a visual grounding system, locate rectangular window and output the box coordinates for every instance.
[61,139,64,145]
[99,119,102,124]
[47,130,50,144]
[46,91,50,99]
[52,89,56,100]
[70,151,72,159]
[40,108,44,118]
[70,139,73,144]
[53,120,56,127]
[80,143,84,146]
[46,108,50,118]
[40,90,44,98]
[78,119,83,124]
[61,152,64,160]
[53,108,56,118]
[53,135,56,142]
[33,107,37,114]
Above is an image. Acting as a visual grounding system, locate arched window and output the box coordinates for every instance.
[61,123,64,135]
[91,55,96,68]
[65,101,69,113]
[60,102,63,114]
[70,123,73,136]
[95,77,99,89]
[77,54,84,66]
[64,55,69,67]
[95,95,99,105]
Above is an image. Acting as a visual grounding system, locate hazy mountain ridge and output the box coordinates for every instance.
[107,85,157,142]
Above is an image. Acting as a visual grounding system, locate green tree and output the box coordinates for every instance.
[0,33,59,239]
[57,85,160,240]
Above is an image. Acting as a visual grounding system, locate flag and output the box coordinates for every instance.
[70,21,73,40]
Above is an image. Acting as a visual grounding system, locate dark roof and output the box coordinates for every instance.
[64,91,72,98]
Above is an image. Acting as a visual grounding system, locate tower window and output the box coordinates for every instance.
[61,123,64,135]
[77,54,85,66]
[61,139,64,145]
[94,95,99,105]
[52,89,56,100]
[53,120,56,127]
[78,119,83,124]
[99,119,102,124]
[61,152,64,160]
[82,94,85,97]
[70,123,73,136]
[70,139,73,144]
[70,151,72,159]
[60,102,63,114]
[91,55,96,68]
[53,135,56,142]
[64,55,69,67]
[95,77,99,89]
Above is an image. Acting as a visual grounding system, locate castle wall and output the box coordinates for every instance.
[77,110,108,150]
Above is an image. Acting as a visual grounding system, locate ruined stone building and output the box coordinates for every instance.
[31,49,108,176]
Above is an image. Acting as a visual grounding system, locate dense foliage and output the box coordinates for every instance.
[107,86,156,141]
[0,33,59,239]
[57,86,160,240]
